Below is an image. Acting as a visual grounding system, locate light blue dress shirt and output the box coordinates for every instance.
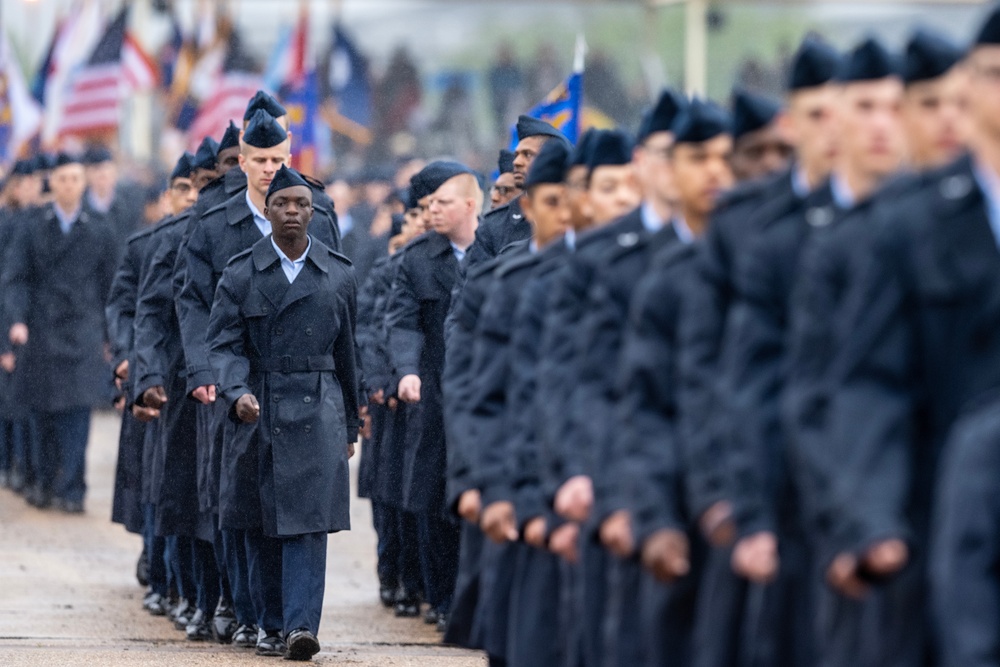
[54,203,81,235]
[246,191,272,238]
[973,161,1000,247]
[270,236,311,284]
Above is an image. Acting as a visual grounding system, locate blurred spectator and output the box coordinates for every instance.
[432,74,478,157]
[373,47,423,153]
[488,44,526,134]
[527,44,564,104]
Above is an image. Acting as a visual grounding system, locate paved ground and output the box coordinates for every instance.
[0,411,485,666]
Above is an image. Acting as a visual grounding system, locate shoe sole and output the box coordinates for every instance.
[285,635,320,661]
[256,647,285,657]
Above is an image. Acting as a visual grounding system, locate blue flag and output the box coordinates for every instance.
[510,70,583,150]
[322,24,372,129]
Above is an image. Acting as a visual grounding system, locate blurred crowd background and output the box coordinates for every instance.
[0,0,992,187]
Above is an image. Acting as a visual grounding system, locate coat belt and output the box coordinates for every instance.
[250,355,336,373]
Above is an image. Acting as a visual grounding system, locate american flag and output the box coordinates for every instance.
[188,29,262,146]
[59,8,158,138]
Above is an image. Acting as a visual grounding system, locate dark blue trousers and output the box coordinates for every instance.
[506,546,564,667]
[9,418,34,489]
[144,503,168,597]
[398,510,423,596]
[373,501,401,588]
[192,537,221,615]
[246,530,328,636]
[211,528,232,606]
[223,528,256,626]
[33,407,90,503]
[165,535,196,601]
[416,509,460,613]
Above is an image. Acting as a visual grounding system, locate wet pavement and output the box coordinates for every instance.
[0,411,484,666]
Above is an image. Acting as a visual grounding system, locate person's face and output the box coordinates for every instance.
[85,161,117,197]
[264,184,313,244]
[11,174,41,207]
[671,134,735,219]
[191,168,217,191]
[634,131,676,205]
[836,77,906,181]
[522,183,571,248]
[169,177,197,215]
[565,164,591,231]
[239,141,291,197]
[902,67,970,169]
[731,122,794,181]
[145,195,169,224]
[370,204,393,237]
[326,180,355,214]
[583,164,641,226]
[784,85,839,178]
[404,206,424,233]
[428,177,474,237]
[969,46,1000,142]
[418,195,432,230]
[366,181,393,207]
[216,147,241,173]
[49,164,86,208]
[512,136,548,188]
[490,172,521,209]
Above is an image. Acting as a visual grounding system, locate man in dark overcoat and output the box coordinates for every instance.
[2,152,116,513]
[208,165,359,661]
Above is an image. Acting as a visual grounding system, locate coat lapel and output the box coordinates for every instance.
[932,158,1000,293]
[429,233,459,295]
[251,240,290,309]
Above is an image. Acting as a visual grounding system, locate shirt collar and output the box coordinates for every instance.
[54,202,82,228]
[564,228,577,251]
[640,201,667,234]
[87,189,113,214]
[270,235,311,266]
[671,217,694,245]
[450,242,466,263]
[245,190,271,233]
[973,159,1000,235]
[829,173,856,210]
[792,165,812,199]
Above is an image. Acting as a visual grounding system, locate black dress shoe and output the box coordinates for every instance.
[55,498,84,514]
[423,607,440,625]
[284,629,321,661]
[379,585,396,608]
[8,470,24,493]
[212,599,237,644]
[136,546,149,587]
[172,599,194,630]
[394,597,420,618]
[186,609,213,641]
[26,485,51,509]
[0,470,9,488]
[232,624,258,648]
[436,615,448,633]
[144,592,168,616]
[257,630,287,657]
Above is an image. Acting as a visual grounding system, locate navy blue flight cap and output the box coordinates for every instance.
[144,181,167,205]
[586,130,633,170]
[10,159,36,177]
[671,98,732,144]
[242,109,289,149]
[732,89,782,141]
[243,90,287,121]
[570,128,599,167]
[82,145,113,165]
[414,160,475,197]
[192,137,219,171]
[516,115,570,143]
[219,120,241,151]
[390,212,405,237]
[498,149,515,174]
[265,164,311,204]
[788,36,841,91]
[904,29,964,84]
[975,4,1000,46]
[836,37,901,82]
[524,139,571,188]
[170,152,194,181]
[636,88,688,142]
[53,152,82,169]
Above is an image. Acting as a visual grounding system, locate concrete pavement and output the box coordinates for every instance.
[0,411,484,666]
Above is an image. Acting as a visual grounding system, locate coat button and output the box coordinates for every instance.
[273,395,280,402]
[305,327,313,336]
[273,427,281,435]
[275,327,284,335]
[303,396,312,403]
[304,425,311,433]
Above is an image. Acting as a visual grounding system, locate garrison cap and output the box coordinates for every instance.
[671,97,732,144]
[265,164,311,204]
[975,3,1000,46]
[192,137,219,171]
[81,145,113,165]
[10,159,37,177]
[53,152,82,169]
[836,37,901,82]
[242,109,289,149]
[144,182,167,205]
[516,115,570,144]
[219,120,241,151]
[570,128,599,167]
[586,130,633,170]
[244,90,287,121]
[170,152,195,181]
[390,212,405,237]
[904,29,964,84]
[413,160,475,198]
[732,89,783,140]
[636,88,687,142]
[498,149,515,174]
[788,36,841,90]
[524,139,571,188]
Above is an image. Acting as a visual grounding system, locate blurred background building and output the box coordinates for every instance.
[0,0,992,179]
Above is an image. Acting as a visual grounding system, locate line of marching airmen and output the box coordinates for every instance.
[354,7,1000,667]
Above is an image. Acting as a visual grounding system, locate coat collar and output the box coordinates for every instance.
[251,236,328,313]
[224,190,254,227]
